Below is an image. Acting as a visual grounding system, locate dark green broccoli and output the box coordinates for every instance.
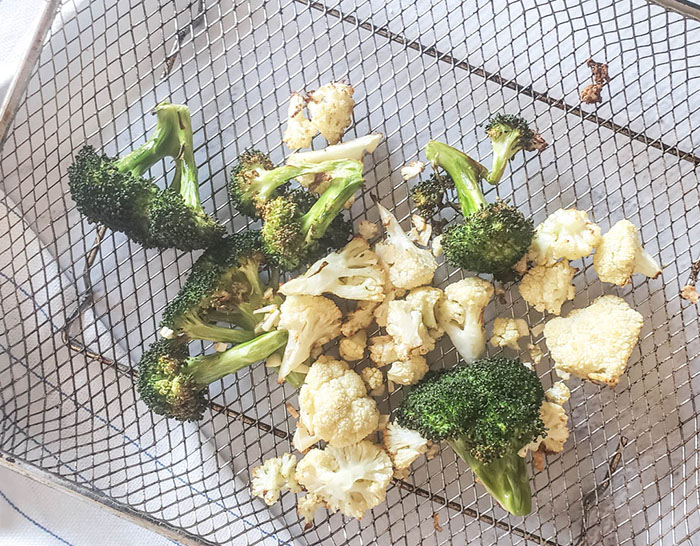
[409,173,452,219]
[160,231,273,343]
[259,160,364,271]
[397,357,545,516]
[137,331,295,421]
[484,114,548,185]
[426,140,533,276]
[68,102,225,251]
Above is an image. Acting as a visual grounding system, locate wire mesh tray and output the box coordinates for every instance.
[1,0,699,544]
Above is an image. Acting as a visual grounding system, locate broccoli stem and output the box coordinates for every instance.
[299,164,364,243]
[181,316,255,344]
[425,141,489,218]
[448,437,532,516]
[486,131,522,185]
[188,330,289,385]
[115,102,188,176]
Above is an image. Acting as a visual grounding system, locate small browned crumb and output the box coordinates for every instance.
[581,83,604,104]
[525,132,548,152]
[433,513,443,532]
[533,446,546,472]
[581,58,610,104]
[285,402,299,419]
[587,58,611,85]
[425,442,440,460]
[681,284,699,304]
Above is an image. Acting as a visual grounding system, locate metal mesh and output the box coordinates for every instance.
[1,0,699,544]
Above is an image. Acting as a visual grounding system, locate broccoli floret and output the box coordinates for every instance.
[137,331,290,421]
[397,357,545,516]
[484,114,547,185]
[160,231,273,342]
[426,141,533,276]
[409,173,451,219]
[259,160,363,271]
[68,102,225,251]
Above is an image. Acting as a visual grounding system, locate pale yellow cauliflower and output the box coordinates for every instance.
[283,93,316,149]
[383,421,430,470]
[545,381,571,405]
[298,357,379,447]
[490,318,529,350]
[520,402,570,456]
[387,355,429,386]
[297,493,324,528]
[368,335,400,367]
[341,300,379,337]
[386,287,444,359]
[307,82,355,144]
[250,453,301,505]
[593,219,661,286]
[529,208,601,265]
[339,330,368,362]
[361,366,385,396]
[358,219,379,240]
[295,440,393,520]
[519,261,576,315]
[543,295,643,386]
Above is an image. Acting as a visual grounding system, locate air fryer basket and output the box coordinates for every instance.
[1,0,699,544]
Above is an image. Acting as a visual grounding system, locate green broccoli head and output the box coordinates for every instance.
[160,231,270,341]
[397,357,545,515]
[484,114,547,185]
[409,173,451,219]
[441,201,534,276]
[228,150,281,218]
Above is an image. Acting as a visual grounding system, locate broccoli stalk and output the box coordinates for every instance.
[484,114,548,185]
[425,140,533,276]
[396,357,545,516]
[260,160,364,271]
[68,102,224,251]
[138,331,297,421]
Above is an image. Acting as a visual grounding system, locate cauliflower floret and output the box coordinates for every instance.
[543,295,643,386]
[357,219,379,240]
[490,318,529,350]
[400,161,426,180]
[373,281,406,328]
[383,421,429,470]
[374,202,438,290]
[386,300,435,359]
[386,355,429,386]
[298,357,379,447]
[593,219,662,286]
[431,234,443,257]
[339,330,368,362]
[545,381,571,405]
[528,343,544,365]
[250,453,301,505]
[368,335,400,367]
[278,296,342,381]
[341,300,379,337]
[408,214,432,247]
[295,440,393,520]
[436,277,494,362]
[253,303,281,333]
[297,493,324,529]
[361,366,385,396]
[529,208,601,265]
[519,402,569,456]
[405,286,444,332]
[283,92,316,149]
[307,82,355,144]
[519,261,576,315]
[280,238,386,301]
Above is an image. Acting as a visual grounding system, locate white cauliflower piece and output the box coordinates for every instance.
[386,300,435,359]
[339,330,367,362]
[283,92,316,149]
[543,295,643,386]
[295,440,393,520]
[373,281,406,328]
[383,421,429,470]
[529,208,601,265]
[341,300,379,337]
[528,343,544,365]
[519,260,576,315]
[298,357,379,447]
[357,219,379,240]
[253,303,281,333]
[400,161,425,180]
[594,219,662,286]
[374,202,438,290]
[292,422,319,453]
[307,82,355,144]
[490,318,528,350]
[280,238,385,301]
[408,214,432,247]
[250,453,301,505]
[519,402,569,456]
[368,335,400,367]
[361,366,385,396]
[431,234,443,257]
[405,286,444,333]
[278,296,342,381]
[545,382,571,405]
[297,493,324,529]
[436,277,494,362]
[386,355,429,386]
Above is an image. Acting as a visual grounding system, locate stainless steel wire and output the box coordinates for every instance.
[0,1,699,545]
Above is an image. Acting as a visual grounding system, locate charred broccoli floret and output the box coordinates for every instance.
[484,114,547,185]
[68,102,224,250]
[397,357,545,516]
[409,173,452,219]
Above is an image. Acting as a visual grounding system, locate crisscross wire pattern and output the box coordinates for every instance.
[0,0,699,544]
